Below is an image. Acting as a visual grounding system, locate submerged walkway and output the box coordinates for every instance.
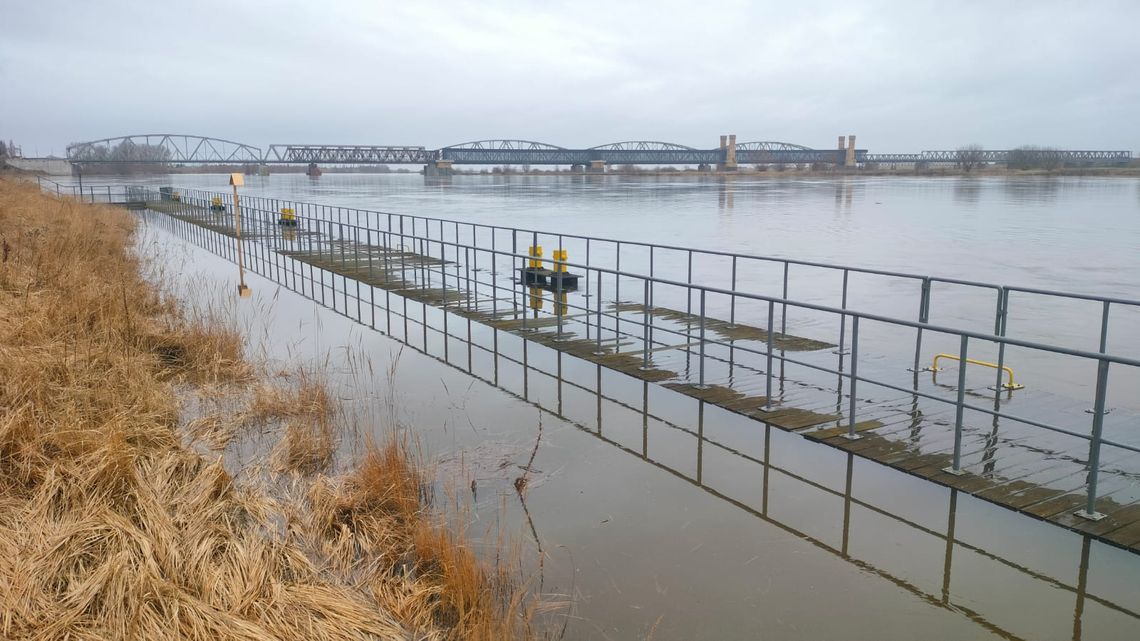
[147,195,1140,553]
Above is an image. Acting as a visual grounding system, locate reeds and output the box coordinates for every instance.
[0,179,543,640]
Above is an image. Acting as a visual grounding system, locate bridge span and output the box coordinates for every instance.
[64,133,1133,172]
[66,133,868,171]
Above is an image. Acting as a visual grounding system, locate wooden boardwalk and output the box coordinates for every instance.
[149,200,1140,554]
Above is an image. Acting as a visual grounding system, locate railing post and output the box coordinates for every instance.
[729,256,737,328]
[835,269,850,355]
[615,241,622,351]
[555,270,564,340]
[512,229,519,318]
[696,289,708,389]
[943,335,970,474]
[781,261,789,335]
[992,287,1010,394]
[1098,300,1110,354]
[593,269,605,356]
[842,316,861,439]
[759,301,777,413]
[640,279,652,370]
[519,237,529,334]
[1077,359,1110,521]
[910,277,932,374]
[686,250,693,316]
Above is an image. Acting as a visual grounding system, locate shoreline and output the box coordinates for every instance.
[10,161,1139,180]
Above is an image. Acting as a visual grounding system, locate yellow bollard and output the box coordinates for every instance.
[528,245,543,269]
[553,249,568,273]
[529,287,544,310]
[279,207,296,226]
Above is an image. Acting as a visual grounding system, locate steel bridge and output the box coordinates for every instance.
[65,134,1133,167]
[866,149,1133,166]
[66,134,866,166]
[67,134,263,164]
[265,144,433,164]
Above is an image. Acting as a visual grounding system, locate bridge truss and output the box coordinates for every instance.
[439,140,580,165]
[67,134,262,164]
[734,141,852,165]
[264,144,432,164]
[865,150,1132,166]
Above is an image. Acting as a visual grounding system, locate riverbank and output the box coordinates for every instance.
[0,178,540,639]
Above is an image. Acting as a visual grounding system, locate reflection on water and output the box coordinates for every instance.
[953,178,982,205]
[145,208,1140,641]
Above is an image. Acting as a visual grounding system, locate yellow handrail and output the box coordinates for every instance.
[931,354,1024,390]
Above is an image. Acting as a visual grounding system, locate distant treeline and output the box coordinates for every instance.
[69,140,172,174]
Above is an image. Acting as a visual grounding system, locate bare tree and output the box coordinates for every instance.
[956,144,986,172]
[69,140,172,174]
[1007,145,1062,171]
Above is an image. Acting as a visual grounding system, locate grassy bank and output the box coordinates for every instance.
[0,178,540,639]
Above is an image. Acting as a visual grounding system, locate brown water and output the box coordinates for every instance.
[127,174,1140,640]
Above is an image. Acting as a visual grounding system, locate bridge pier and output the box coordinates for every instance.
[425,159,454,177]
[717,134,738,171]
[259,164,270,176]
[570,163,586,173]
[845,135,857,167]
[588,160,606,174]
[306,162,322,177]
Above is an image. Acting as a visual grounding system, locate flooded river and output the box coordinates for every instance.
[81,174,1140,639]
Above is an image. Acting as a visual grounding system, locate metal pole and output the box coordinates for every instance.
[759,301,777,412]
[594,269,605,355]
[555,269,564,340]
[615,241,622,350]
[640,279,651,370]
[912,277,931,374]
[992,288,1009,394]
[944,335,969,473]
[686,250,693,316]
[843,316,861,439]
[232,183,249,296]
[1098,300,1110,353]
[729,255,737,328]
[836,269,850,355]
[781,261,789,334]
[697,289,707,389]
[1077,359,1111,520]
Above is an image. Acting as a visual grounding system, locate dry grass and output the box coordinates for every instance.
[0,179,543,640]
[255,372,337,475]
[306,440,534,641]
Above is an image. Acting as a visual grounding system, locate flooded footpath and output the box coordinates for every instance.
[138,189,1140,640]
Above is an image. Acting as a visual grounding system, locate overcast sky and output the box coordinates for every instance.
[2,0,1137,156]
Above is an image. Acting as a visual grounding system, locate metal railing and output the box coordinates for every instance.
[44,179,1140,524]
[125,201,1140,638]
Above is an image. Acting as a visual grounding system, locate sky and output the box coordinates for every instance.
[1,0,1138,156]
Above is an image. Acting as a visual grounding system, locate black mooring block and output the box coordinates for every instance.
[518,267,550,285]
